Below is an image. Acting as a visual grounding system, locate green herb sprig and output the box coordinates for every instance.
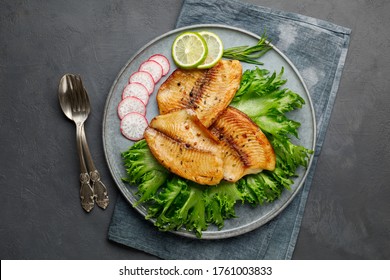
[222,33,272,65]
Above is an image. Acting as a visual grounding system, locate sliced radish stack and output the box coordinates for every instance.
[139,60,163,83]
[129,71,155,95]
[118,54,170,141]
[149,54,170,76]
[120,112,148,141]
[117,96,146,119]
[122,82,149,105]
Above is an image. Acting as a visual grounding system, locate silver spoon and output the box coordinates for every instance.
[58,74,109,211]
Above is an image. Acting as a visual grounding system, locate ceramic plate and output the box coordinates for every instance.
[102,24,316,239]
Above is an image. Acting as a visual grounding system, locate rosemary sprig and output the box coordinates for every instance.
[222,33,272,65]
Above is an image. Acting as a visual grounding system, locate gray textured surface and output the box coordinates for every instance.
[1,0,389,260]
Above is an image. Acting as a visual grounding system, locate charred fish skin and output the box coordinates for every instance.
[189,60,242,127]
[157,69,204,115]
[144,127,224,186]
[149,109,221,153]
[213,137,247,182]
[156,60,242,127]
[210,107,276,182]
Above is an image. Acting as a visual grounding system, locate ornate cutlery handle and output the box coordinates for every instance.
[76,124,95,212]
[90,170,109,209]
[81,125,109,209]
[79,172,95,212]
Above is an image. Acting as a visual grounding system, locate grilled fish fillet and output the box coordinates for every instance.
[144,127,224,185]
[157,60,242,127]
[157,69,204,114]
[149,108,220,153]
[210,106,276,182]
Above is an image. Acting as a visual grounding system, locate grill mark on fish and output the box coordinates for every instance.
[210,107,276,182]
[156,60,242,127]
[144,127,224,185]
[149,109,221,154]
[157,69,204,114]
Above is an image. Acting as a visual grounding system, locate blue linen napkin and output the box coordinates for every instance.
[108,0,351,259]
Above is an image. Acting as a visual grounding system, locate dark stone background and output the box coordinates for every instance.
[1,0,389,259]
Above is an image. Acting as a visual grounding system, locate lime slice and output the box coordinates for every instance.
[197,31,224,69]
[171,32,208,69]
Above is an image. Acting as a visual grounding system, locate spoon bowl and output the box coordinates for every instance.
[58,74,74,121]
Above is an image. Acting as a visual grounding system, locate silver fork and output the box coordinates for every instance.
[72,76,109,209]
[67,75,95,212]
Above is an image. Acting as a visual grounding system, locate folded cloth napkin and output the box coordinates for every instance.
[108,0,351,259]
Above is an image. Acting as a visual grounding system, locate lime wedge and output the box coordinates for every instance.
[171,32,208,69]
[197,31,224,69]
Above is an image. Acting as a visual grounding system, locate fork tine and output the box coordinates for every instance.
[78,75,90,113]
[71,75,79,111]
[66,74,91,115]
[73,75,82,112]
[76,75,85,112]
[76,76,83,112]
[82,83,90,113]
[66,75,76,112]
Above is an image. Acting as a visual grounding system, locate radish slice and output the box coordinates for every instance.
[120,112,148,141]
[122,82,149,105]
[148,54,170,76]
[139,60,163,83]
[129,71,154,94]
[117,96,146,119]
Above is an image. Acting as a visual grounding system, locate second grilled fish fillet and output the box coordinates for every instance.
[144,127,224,185]
[157,60,242,127]
[210,106,276,182]
[149,108,221,153]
